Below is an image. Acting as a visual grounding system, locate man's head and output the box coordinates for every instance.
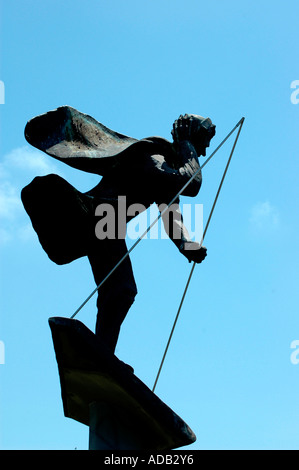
[171,113,216,157]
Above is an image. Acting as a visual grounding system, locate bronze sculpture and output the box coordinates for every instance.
[21,107,216,354]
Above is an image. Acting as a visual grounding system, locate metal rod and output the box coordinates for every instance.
[152,117,245,393]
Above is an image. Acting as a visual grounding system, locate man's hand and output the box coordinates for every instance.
[179,241,207,263]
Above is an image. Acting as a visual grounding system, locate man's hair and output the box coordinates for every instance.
[171,114,216,144]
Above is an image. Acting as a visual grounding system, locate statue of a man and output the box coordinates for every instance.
[21,107,216,355]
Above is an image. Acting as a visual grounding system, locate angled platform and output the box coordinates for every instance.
[49,317,196,450]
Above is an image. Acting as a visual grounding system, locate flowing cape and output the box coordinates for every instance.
[22,106,175,264]
[24,105,173,175]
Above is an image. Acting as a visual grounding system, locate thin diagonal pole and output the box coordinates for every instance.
[152,117,245,393]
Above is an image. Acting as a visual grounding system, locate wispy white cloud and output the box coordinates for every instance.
[0,145,63,245]
[249,201,280,233]
[0,227,12,244]
[1,145,59,175]
[0,180,22,219]
[17,223,36,242]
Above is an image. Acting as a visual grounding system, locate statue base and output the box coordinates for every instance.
[48,317,196,451]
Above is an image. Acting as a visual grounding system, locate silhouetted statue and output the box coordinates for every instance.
[21,107,216,354]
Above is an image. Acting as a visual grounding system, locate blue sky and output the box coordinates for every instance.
[0,0,299,450]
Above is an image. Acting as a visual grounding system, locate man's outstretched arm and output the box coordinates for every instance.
[159,201,207,264]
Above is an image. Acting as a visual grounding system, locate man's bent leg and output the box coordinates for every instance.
[87,237,137,354]
[95,288,136,353]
